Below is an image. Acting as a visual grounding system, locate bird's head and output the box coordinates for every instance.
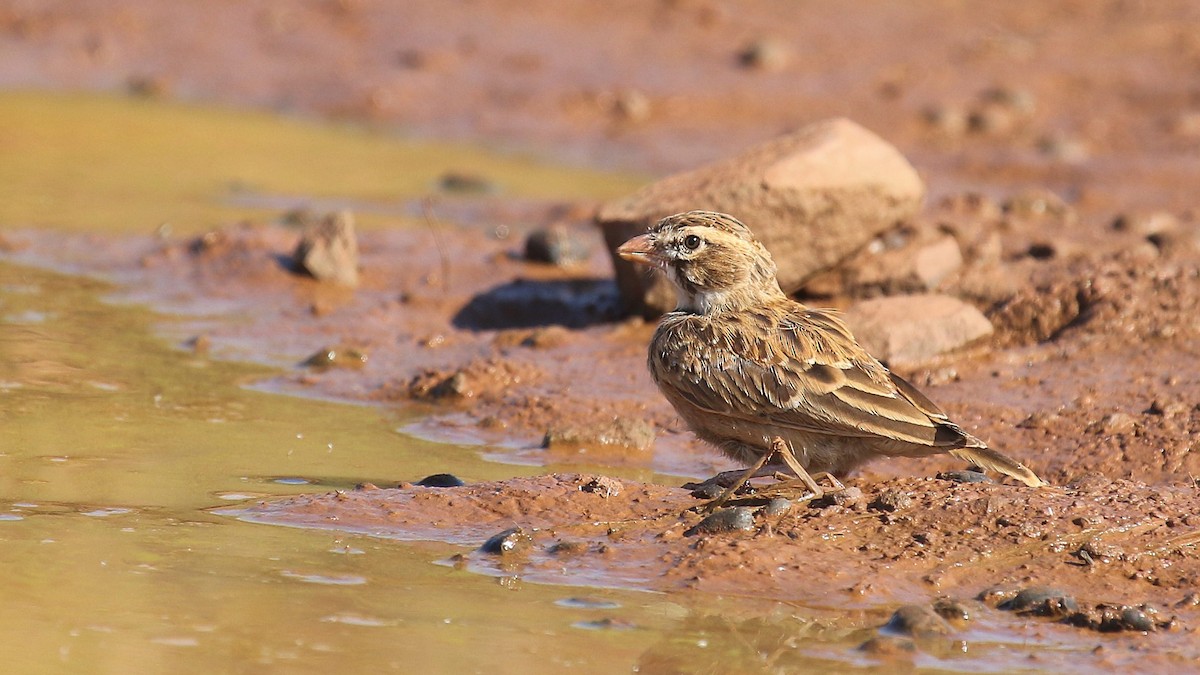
[617,210,784,314]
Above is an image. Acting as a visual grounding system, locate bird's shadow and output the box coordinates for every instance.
[452,277,624,330]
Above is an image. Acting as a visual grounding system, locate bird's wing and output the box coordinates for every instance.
[655,309,969,447]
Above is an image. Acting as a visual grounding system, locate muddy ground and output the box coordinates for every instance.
[4,0,1200,662]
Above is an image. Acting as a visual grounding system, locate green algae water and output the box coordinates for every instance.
[0,91,642,234]
[3,261,856,674]
[0,259,885,674]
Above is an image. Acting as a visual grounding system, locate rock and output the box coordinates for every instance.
[1112,211,1179,241]
[579,476,622,497]
[127,73,172,98]
[936,470,993,484]
[548,540,588,556]
[524,224,590,265]
[1037,133,1090,163]
[912,236,964,289]
[988,277,1097,346]
[416,473,465,488]
[689,483,725,500]
[857,635,917,658]
[186,334,211,355]
[612,89,651,123]
[868,488,914,513]
[684,507,755,536]
[966,87,1035,137]
[816,230,963,297]
[883,604,954,637]
[1117,606,1157,632]
[437,171,497,194]
[293,210,360,287]
[301,345,368,370]
[932,598,975,623]
[812,486,864,509]
[1142,393,1190,415]
[922,104,969,137]
[976,587,1020,606]
[998,587,1079,617]
[1078,538,1124,563]
[543,417,656,453]
[842,294,994,368]
[598,119,925,316]
[1002,189,1074,222]
[1087,412,1137,435]
[763,497,792,516]
[1066,603,1162,633]
[737,38,791,71]
[479,527,533,556]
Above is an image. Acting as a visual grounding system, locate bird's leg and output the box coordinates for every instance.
[769,437,823,499]
[808,471,846,492]
[697,450,773,513]
[757,438,849,503]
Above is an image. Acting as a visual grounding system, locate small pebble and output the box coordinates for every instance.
[737,38,791,71]
[932,598,974,623]
[689,483,725,500]
[580,476,622,498]
[857,635,917,658]
[612,89,651,122]
[883,604,953,638]
[1119,606,1156,632]
[548,540,587,556]
[868,488,913,513]
[1176,592,1200,608]
[437,171,497,194]
[684,507,755,536]
[999,587,1079,617]
[977,587,1020,605]
[293,210,360,287]
[416,473,465,488]
[479,527,532,556]
[302,345,368,370]
[524,225,590,266]
[812,486,864,508]
[936,470,993,484]
[763,497,792,517]
[1088,412,1137,435]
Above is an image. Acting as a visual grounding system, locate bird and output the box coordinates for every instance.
[617,210,1045,506]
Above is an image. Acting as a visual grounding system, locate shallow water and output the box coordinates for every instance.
[0,94,870,673]
[2,261,880,673]
[0,91,642,234]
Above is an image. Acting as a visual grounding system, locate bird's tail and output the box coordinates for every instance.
[949,446,1046,488]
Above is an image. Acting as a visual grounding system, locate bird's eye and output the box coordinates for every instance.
[683,234,702,250]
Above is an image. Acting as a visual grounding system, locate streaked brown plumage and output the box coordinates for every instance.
[618,210,1045,493]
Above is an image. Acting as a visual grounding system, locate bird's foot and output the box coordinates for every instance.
[755,479,822,504]
[811,471,847,493]
[758,472,846,504]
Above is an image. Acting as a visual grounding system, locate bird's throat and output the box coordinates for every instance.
[673,284,785,316]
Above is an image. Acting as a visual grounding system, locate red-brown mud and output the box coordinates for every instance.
[4,0,1200,661]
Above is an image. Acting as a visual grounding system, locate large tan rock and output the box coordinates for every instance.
[294,210,360,288]
[598,118,924,315]
[842,294,993,369]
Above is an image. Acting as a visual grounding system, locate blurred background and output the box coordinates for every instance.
[3,0,1198,205]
